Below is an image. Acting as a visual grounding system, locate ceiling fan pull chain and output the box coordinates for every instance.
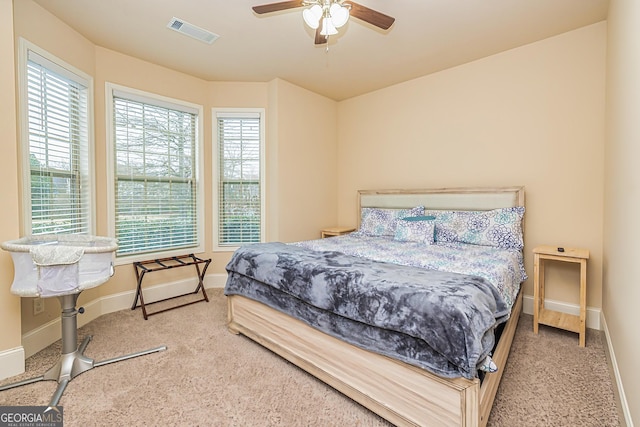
[325,42,331,68]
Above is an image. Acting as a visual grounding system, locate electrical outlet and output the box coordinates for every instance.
[33,298,45,316]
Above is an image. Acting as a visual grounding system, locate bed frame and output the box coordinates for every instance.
[227,186,525,427]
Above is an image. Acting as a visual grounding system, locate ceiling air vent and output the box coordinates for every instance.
[167,17,219,44]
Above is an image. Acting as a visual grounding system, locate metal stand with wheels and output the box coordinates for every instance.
[0,293,167,406]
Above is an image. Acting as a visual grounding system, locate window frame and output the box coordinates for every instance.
[106,82,205,264]
[17,38,96,236]
[213,108,266,252]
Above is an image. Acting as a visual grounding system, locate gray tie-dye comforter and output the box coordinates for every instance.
[225,242,510,379]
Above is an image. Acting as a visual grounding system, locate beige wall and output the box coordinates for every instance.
[13,0,96,77]
[269,79,338,243]
[0,0,22,378]
[604,0,640,424]
[337,23,607,310]
[2,0,337,362]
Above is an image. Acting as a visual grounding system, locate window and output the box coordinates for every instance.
[107,84,204,260]
[214,110,265,249]
[19,40,94,235]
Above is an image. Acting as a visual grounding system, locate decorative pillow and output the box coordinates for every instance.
[394,217,436,244]
[359,206,425,237]
[400,215,436,222]
[425,207,525,250]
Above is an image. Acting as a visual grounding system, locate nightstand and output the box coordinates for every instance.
[533,245,590,347]
[321,227,355,238]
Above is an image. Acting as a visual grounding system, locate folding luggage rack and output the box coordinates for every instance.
[132,254,211,320]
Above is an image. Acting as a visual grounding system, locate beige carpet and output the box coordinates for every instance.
[0,289,621,426]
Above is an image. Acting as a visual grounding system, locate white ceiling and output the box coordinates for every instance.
[33,0,609,101]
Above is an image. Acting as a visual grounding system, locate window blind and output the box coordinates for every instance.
[26,51,90,235]
[113,95,198,256]
[217,114,262,246]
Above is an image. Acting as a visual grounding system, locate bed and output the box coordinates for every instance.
[225,186,525,427]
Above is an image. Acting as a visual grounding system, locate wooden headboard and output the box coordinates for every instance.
[357,186,525,227]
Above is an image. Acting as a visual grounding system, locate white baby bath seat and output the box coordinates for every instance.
[0,234,166,406]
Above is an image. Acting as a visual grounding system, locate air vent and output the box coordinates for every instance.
[167,17,219,44]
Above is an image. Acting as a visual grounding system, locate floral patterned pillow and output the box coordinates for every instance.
[425,207,525,250]
[394,218,436,244]
[359,206,425,237]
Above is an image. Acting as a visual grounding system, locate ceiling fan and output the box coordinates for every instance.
[252,0,395,45]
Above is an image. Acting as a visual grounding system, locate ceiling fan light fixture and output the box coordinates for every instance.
[303,4,322,29]
[303,0,350,38]
[329,3,349,28]
[253,0,394,45]
[320,17,338,36]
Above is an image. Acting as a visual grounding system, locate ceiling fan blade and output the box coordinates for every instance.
[252,1,305,14]
[315,24,328,45]
[347,2,395,30]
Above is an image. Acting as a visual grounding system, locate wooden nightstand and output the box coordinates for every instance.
[533,245,590,347]
[321,227,355,238]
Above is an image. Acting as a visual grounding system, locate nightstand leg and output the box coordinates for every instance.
[533,253,540,334]
[579,259,587,347]
[539,259,545,309]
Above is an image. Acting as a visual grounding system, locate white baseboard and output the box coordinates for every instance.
[21,296,103,358]
[601,315,634,427]
[0,346,25,380]
[21,273,227,359]
[522,294,601,330]
[22,316,63,359]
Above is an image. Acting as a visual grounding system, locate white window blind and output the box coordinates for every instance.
[113,94,199,257]
[216,113,262,246]
[25,50,91,235]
